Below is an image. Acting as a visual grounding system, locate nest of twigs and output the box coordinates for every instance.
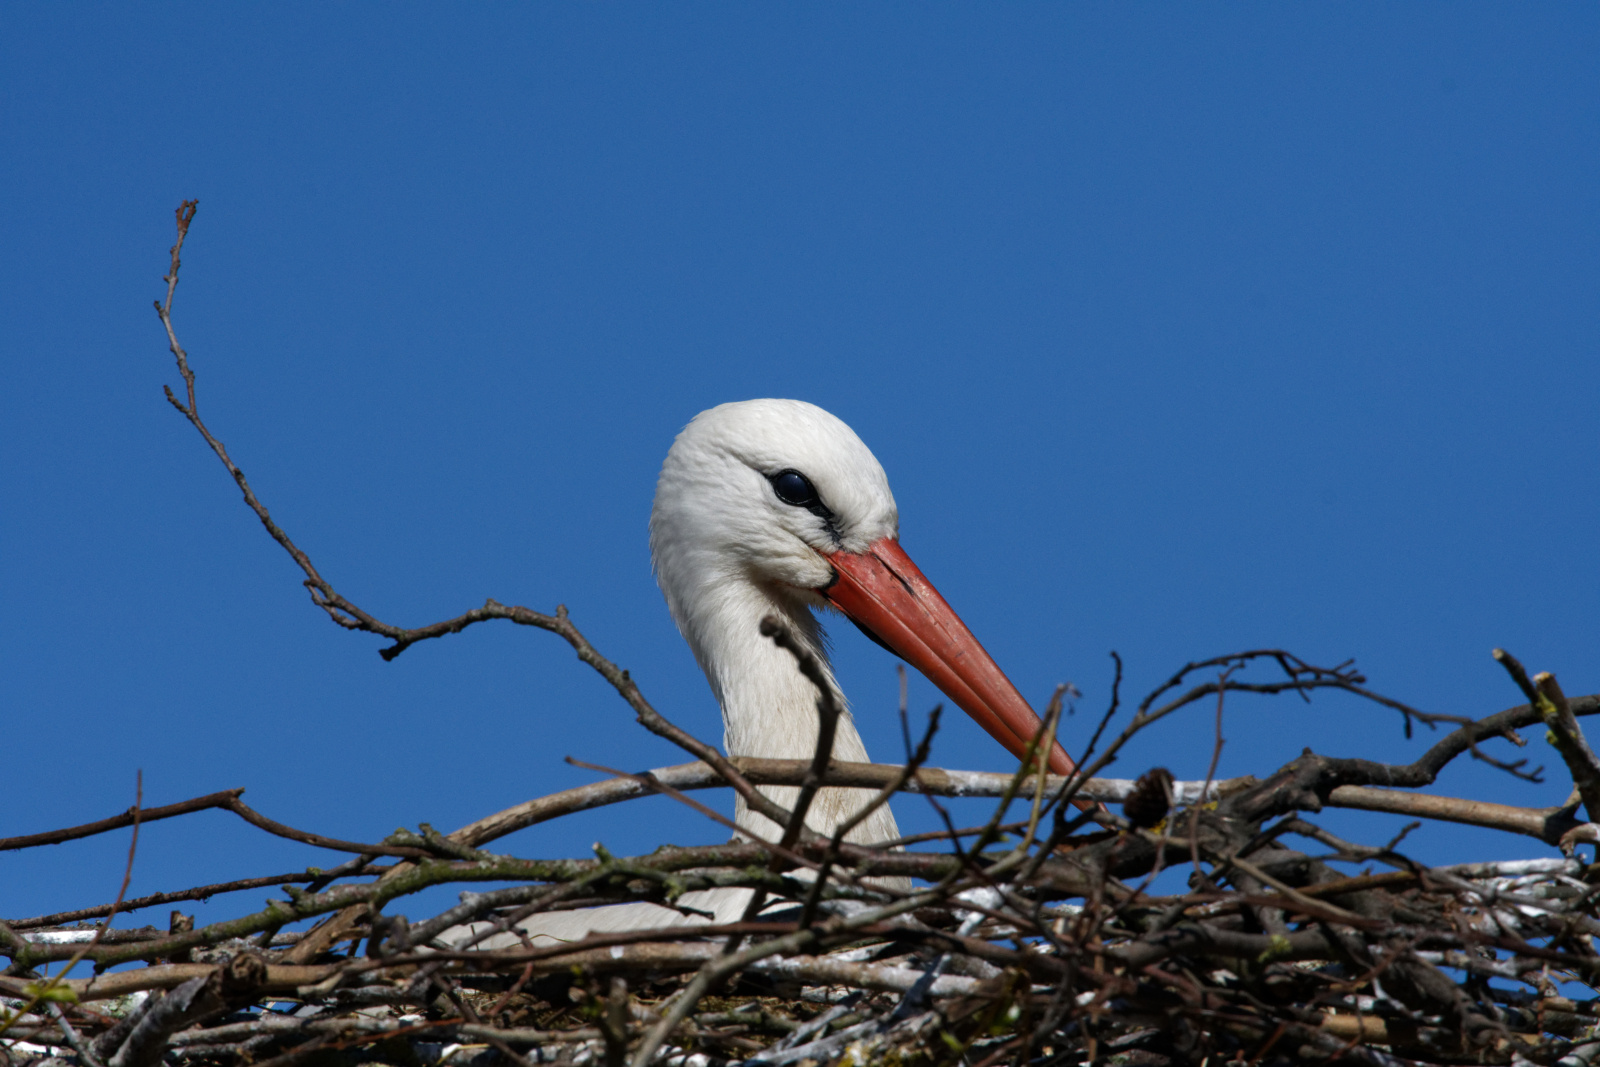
[5,642,1600,1067]
[8,202,1600,1067]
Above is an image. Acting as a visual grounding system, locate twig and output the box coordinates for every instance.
[1,773,142,1040]
[1018,686,1067,855]
[1532,667,1600,821]
[565,757,822,874]
[47,1001,105,1067]
[6,867,387,930]
[797,707,943,928]
[0,789,243,853]
[760,614,841,851]
[725,615,848,955]
[1326,785,1595,845]
[1188,664,1236,892]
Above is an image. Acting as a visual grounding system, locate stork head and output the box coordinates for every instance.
[651,399,897,604]
[651,398,1074,776]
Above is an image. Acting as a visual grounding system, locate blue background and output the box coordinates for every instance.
[3,6,1596,932]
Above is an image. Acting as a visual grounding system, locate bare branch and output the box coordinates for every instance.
[6,867,387,930]
[0,789,243,853]
[759,613,841,851]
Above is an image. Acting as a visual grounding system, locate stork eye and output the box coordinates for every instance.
[771,470,821,509]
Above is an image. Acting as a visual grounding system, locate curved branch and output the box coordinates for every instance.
[1384,694,1598,786]
[0,789,244,853]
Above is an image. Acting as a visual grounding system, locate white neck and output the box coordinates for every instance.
[669,572,901,847]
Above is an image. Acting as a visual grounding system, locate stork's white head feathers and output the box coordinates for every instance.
[651,398,897,600]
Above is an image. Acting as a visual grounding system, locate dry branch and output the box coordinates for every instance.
[18,669,1592,1066]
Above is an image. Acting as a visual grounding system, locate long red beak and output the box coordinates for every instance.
[823,537,1077,777]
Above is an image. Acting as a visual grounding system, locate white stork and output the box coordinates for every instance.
[465,399,1074,946]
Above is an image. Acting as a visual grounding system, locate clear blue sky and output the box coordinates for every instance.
[3,5,1596,927]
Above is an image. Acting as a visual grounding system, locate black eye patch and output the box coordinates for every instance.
[771,469,821,509]
[768,469,839,531]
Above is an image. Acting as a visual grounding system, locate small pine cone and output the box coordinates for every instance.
[1123,767,1174,829]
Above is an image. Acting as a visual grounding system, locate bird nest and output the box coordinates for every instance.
[6,203,1598,1067]
[6,659,1600,1067]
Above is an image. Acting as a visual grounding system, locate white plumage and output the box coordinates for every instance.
[456,399,1067,948]
[650,399,903,847]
